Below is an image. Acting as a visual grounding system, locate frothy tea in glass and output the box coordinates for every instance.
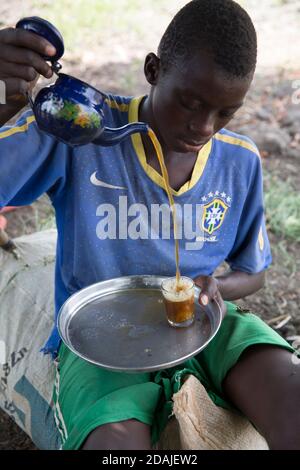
[161,276,195,327]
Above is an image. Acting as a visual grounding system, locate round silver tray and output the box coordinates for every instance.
[57,275,222,372]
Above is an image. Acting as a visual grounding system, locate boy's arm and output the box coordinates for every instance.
[195,150,270,309]
[0,26,68,210]
[216,269,265,300]
[0,108,69,210]
[194,270,265,307]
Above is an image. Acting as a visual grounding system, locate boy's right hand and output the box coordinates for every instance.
[0,27,56,107]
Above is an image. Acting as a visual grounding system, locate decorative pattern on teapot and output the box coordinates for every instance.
[40,93,101,130]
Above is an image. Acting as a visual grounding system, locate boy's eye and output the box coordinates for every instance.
[179,98,200,111]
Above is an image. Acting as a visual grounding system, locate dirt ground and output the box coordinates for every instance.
[0,0,300,450]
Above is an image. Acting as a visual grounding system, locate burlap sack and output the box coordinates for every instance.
[158,375,268,450]
[0,229,60,449]
[0,229,268,450]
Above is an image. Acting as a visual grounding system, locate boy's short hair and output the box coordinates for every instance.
[158,0,257,79]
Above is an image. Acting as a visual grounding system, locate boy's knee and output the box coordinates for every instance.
[81,419,151,450]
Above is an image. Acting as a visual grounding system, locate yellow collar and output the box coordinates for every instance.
[128,96,212,196]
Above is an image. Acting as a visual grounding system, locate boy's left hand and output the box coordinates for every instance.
[194,275,226,318]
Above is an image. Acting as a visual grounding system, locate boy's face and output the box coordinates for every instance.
[148,52,252,153]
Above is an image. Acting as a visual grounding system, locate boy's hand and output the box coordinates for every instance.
[0,27,56,106]
[194,275,226,318]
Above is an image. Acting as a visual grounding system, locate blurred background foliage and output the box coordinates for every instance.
[3,0,299,243]
[5,0,299,70]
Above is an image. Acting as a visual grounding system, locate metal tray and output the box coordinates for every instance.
[57,275,222,372]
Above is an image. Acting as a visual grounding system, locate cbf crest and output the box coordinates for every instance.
[202,198,228,234]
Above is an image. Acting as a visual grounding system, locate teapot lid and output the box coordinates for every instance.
[16,16,64,63]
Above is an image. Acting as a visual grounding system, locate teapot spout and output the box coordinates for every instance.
[93,123,149,147]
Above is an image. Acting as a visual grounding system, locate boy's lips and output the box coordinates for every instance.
[178,137,207,149]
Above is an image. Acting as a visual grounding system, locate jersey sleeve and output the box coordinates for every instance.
[0,110,70,209]
[226,155,272,273]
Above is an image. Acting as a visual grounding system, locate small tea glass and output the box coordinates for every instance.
[161,276,195,328]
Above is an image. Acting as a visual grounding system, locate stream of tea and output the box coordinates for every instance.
[147,129,181,289]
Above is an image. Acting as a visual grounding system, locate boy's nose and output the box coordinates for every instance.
[188,115,215,139]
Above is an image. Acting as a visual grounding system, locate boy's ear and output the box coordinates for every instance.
[144,53,161,86]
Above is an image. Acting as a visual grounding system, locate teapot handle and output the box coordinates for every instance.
[16,17,65,64]
[16,17,64,78]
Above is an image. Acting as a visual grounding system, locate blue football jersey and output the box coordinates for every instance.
[0,94,272,357]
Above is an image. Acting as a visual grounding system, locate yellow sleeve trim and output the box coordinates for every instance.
[214,132,260,157]
[105,99,129,113]
[0,115,36,140]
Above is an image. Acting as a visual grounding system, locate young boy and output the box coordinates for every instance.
[0,0,299,450]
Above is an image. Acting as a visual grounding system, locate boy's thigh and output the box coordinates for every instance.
[222,344,300,449]
[197,302,295,400]
[53,343,161,450]
[196,302,300,448]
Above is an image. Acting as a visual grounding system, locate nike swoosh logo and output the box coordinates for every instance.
[90,172,127,190]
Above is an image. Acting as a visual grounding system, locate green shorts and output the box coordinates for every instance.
[52,302,295,450]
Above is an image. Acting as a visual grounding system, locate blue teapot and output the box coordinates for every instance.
[16,17,149,147]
